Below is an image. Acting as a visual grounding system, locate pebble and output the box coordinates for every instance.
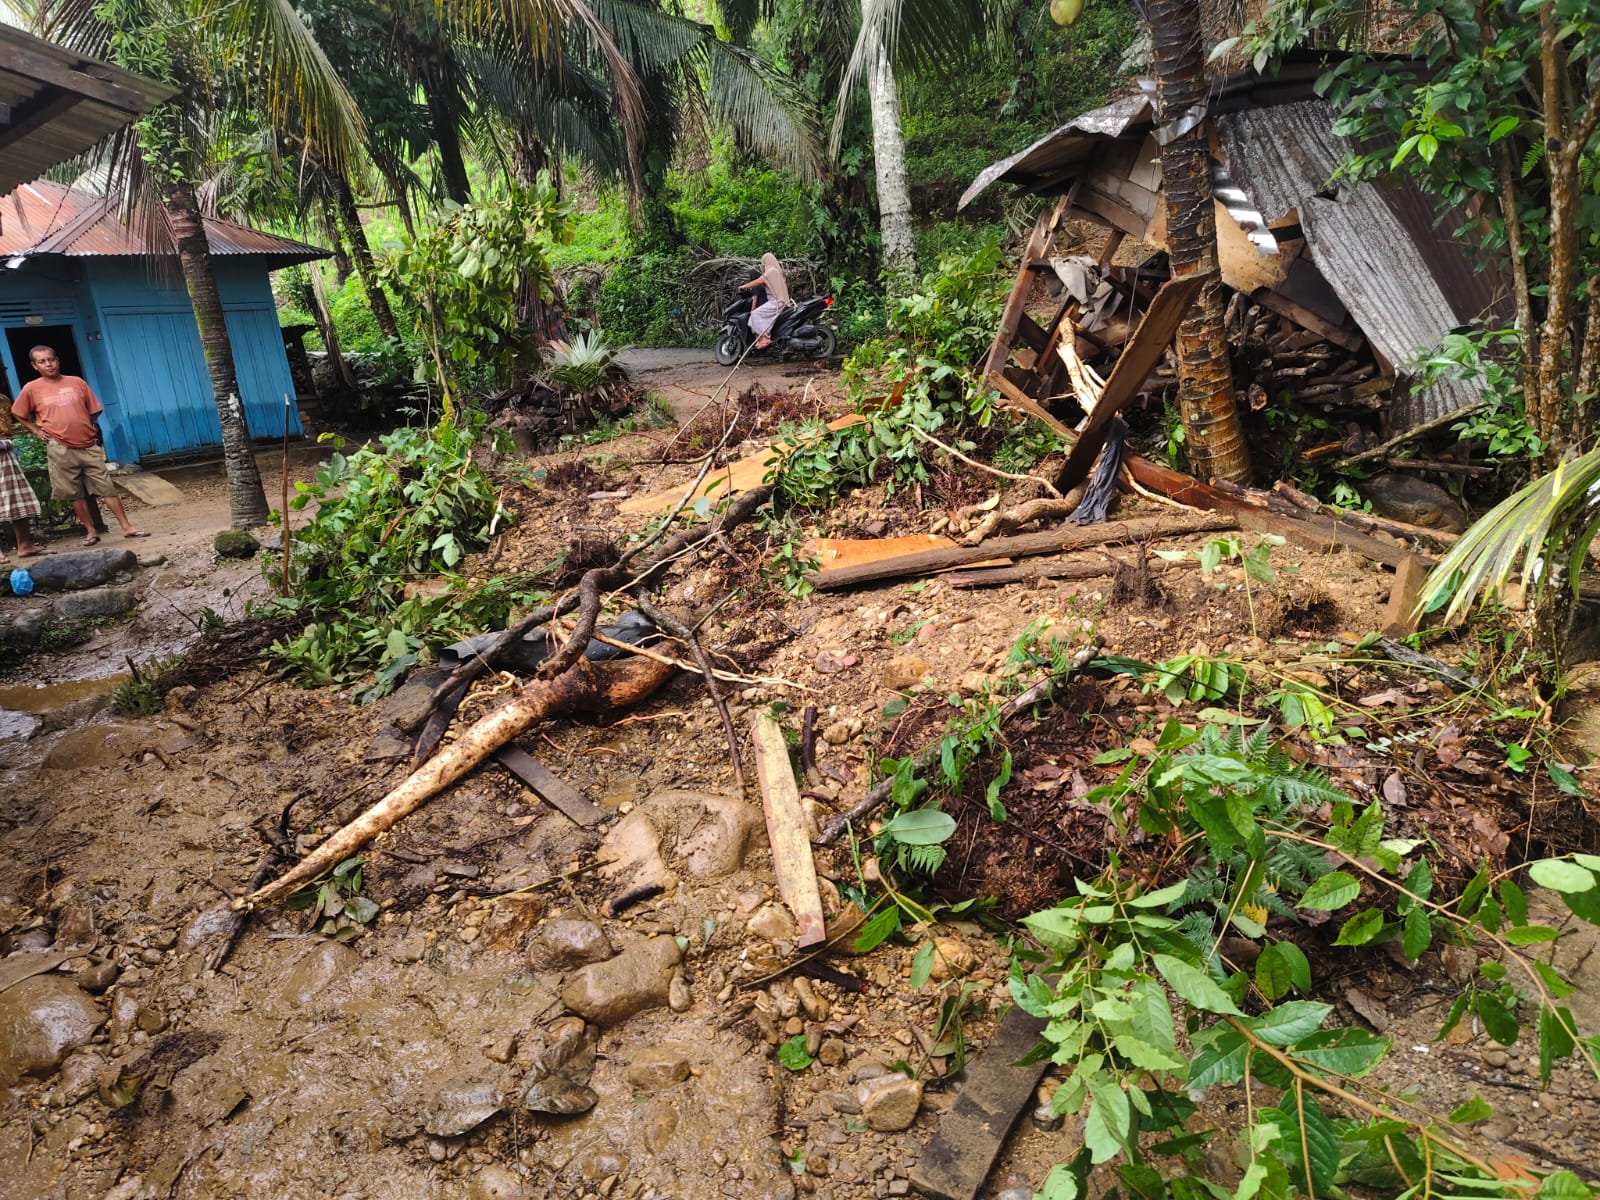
[748,905,798,943]
[391,934,427,964]
[75,961,119,994]
[667,973,691,1013]
[793,977,829,1021]
[818,1038,846,1067]
[469,1166,525,1200]
[1483,1049,1509,1068]
[626,1046,691,1090]
[459,926,480,944]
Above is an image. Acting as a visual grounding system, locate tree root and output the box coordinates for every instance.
[241,656,677,909]
[962,495,1084,546]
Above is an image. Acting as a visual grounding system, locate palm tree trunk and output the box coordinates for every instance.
[334,174,401,342]
[1150,0,1251,485]
[421,59,472,204]
[162,180,270,528]
[866,37,916,291]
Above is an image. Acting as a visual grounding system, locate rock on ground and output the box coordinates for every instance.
[560,936,682,1026]
[0,976,105,1086]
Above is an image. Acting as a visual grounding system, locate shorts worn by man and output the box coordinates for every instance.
[11,347,147,546]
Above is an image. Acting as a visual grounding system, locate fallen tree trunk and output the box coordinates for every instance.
[807,514,1236,590]
[241,656,677,908]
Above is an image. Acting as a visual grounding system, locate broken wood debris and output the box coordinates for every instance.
[495,745,606,826]
[750,712,826,948]
[241,656,677,909]
[944,552,1199,589]
[907,995,1051,1200]
[807,515,1236,591]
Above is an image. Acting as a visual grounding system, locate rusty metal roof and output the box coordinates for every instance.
[0,179,329,266]
[0,24,176,196]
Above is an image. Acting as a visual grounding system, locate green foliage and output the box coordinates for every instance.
[769,242,1008,509]
[264,420,545,690]
[547,192,632,271]
[378,180,573,406]
[285,855,380,941]
[669,164,822,261]
[596,246,701,347]
[1426,328,1542,461]
[111,653,184,716]
[777,1034,816,1071]
[1019,723,1600,1199]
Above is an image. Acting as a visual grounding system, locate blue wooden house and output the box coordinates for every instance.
[0,179,328,463]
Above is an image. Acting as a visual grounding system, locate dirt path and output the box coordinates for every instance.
[1,361,1597,1200]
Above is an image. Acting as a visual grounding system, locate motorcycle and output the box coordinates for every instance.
[713,290,837,365]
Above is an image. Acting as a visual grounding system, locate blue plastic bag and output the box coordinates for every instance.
[9,568,33,595]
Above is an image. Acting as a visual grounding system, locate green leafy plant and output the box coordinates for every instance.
[264,420,545,690]
[1017,721,1600,1200]
[111,654,184,715]
[286,855,380,941]
[378,179,573,410]
[776,1035,816,1071]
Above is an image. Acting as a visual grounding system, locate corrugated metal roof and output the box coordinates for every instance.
[958,94,1151,210]
[0,179,330,266]
[1216,101,1484,427]
[0,24,176,196]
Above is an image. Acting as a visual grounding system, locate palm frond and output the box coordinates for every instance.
[838,0,993,111]
[208,0,367,174]
[703,40,819,178]
[1419,446,1600,625]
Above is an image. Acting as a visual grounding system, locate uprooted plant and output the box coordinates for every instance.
[1016,719,1600,1200]
[263,417,542,694]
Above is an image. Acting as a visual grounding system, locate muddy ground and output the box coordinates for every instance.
[1,352,1598,1200]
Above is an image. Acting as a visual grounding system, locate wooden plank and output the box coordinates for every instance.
[0,40,156,112]
[115,471,187,507]
[1252,287,1363,352]
[803,535,1011,574]
[496,745,607,827]
[807,514,1238,590]
[619,414,864,516]
[986,372,1079,442]
[1381,555,1430,637]
[907,998,1051,1200]
[946,555,1199,589]
[1053,272,1208,493]
[749,713,825,948]
[982,188,1076,380]
[0,90,81,154]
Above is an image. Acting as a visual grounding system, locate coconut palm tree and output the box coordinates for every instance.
[37,0,590,527]
[1146,0,1250,484]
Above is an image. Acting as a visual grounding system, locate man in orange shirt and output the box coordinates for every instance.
[11,346,147,546]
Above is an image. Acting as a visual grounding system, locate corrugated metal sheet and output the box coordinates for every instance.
[0,25,175,196]
[0,179,329,265]
[959,94,1152,210]
[1216,101,1483,427]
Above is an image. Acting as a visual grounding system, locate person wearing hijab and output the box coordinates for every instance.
[737,253,791,349]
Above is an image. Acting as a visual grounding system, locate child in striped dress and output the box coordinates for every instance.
[0,403,43,559]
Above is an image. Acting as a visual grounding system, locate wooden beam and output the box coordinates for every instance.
[982,187,1076,380]
[0,89,82,154]
[750,713,825,948]
[1381,555,1429,637]
[0,41,154,113]
[1053,272,1207,493]
[907,1000,1052,1200]
[1252,287,1363,351]
[807,514,1238,590]
[986,371,1078,441]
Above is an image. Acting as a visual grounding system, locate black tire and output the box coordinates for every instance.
[714,328,742,366]
[791,326,836,358]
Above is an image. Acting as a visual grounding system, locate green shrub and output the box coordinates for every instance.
[548,191,632,271]
[595,246,702,347]
[668,164,821,261]
[263,417,546,692]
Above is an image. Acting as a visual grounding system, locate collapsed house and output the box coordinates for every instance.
[962,57,1510,448]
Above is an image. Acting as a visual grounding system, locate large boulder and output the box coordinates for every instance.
[12,547,137,593]
[0,976,105,1086]
[51,586,138,621]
